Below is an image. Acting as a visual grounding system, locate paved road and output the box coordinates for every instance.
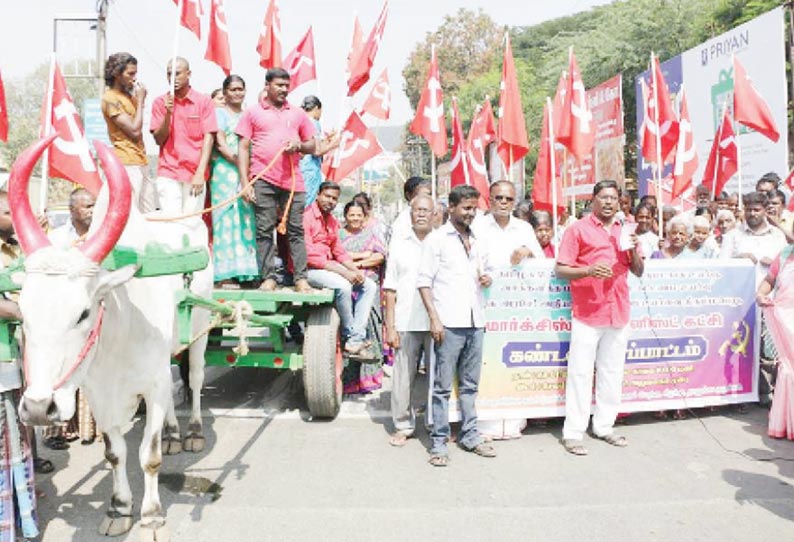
[34,366,794,542]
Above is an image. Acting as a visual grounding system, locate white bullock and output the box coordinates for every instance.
[11,137,212,541]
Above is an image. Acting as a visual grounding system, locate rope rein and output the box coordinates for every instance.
[146,144,293,223]
[172,299,255,358]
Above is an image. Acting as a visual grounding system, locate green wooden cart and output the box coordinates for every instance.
[1,243,344,419]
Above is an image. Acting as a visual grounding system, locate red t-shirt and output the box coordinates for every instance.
[150,87,217,182]
[303,202,351,269]
[235,100,316,191]
[557,214,636,328]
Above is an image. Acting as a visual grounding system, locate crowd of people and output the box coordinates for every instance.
[2,49,794,537]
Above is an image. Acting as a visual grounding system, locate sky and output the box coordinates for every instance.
[0,0,613,150]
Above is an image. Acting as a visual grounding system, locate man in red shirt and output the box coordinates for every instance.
[237,68,316,292]
[150,57,217,215]
[555,180,644,456]
[304,182,377,354]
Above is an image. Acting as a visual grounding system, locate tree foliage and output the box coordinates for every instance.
[401,0,788,187]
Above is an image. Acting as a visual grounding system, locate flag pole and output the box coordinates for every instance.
[547,97,559,245]
[170,0,183,98]
[650,52,664,237]
[40,54,56,215]
[712,103,727,198]
[509,147,513,183]
[734,112,743,210]
[431,152,437,201]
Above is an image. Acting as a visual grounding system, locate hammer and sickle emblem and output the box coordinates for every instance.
[52,98,97,172]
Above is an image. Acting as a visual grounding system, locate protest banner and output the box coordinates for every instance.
[442,260,758,421]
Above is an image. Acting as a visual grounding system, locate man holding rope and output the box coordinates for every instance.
[237,68,316,293]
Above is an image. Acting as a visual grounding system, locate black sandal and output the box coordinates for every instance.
[34,457,55,474]
[43,436,69,450]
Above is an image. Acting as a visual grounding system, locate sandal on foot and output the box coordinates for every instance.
[34,458,55,474]
[428,454,450,467]
[563,439,589,456]
[672,409,687,420]
[389,432,411,447]
[469,442,497,458]
[43,436,69,450]
[595,433,628,447]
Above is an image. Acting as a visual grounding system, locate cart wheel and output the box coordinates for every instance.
[302,305,342,419]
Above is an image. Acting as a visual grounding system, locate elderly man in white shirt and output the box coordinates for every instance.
[472,180,543,440]
[383,194,435,447]
[48,188,95,249]
[418,184,496,467]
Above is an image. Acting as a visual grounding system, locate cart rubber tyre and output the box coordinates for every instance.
[302,306,342,419]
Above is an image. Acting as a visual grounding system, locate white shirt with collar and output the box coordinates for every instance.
[48,221,80,249]
[382,229,430,332]
[472,213,544,268]
[416,221,487,329]
[720,219,787,284]
[389,206,412,243]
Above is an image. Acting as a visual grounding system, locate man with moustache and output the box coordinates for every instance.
[418,185,496,466]
[150,57,217,215]
[101,52,155,212]
[384,194,435,447]
[555,180,644,456]
[237,68,316,293]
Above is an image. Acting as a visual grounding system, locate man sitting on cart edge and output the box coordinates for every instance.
[304,182,378,356]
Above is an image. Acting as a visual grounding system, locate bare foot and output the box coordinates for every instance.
[294,279,314,293]
[258,278,278,291]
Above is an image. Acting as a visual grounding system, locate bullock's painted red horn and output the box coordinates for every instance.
[8,135,57,256]
[79,142,132,264]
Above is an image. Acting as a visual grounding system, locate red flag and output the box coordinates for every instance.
[641,53,679,165]
[671,89,698,201]
[532,100,564,213]
[466,98,495,205]
[496,33,528,167]
[205,0,231,75]
[256,0,282,69]
[172,0,203,40]
[347,0,389,96]
[283,27,317,90]
[40,62,102,195]
[0,69,8,143]
[408,45,447,157]
[733,55,780,143]
[323,112,383,182]
[701,108,737,197]
[449,98,468,189]
[346,15,364,77]
[360,69,391,120]
[556,47,594,161]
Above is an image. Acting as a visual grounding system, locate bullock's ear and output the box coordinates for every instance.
[92,265,138,300]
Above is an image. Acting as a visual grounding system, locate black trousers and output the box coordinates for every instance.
[253,181,307,281]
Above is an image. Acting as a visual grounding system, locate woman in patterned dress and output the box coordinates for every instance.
[209,75,258,288]
[338,201,387,394]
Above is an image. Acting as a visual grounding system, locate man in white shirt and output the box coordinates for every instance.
[383,194,434,447]
[389,176,431,241]
[418,185,496,466]
[720,191,787,285]
[472,181,542,440]
[473,180,543,268]
[48,188,95,249]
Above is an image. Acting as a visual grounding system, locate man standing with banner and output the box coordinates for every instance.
[150,57,217,215]
[555,180,644,456]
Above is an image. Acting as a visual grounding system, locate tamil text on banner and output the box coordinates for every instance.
[562,74,625,200]
[442,259,758,421]
[636,7,787,197]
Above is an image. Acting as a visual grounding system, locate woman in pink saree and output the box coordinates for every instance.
[756,245,794,439]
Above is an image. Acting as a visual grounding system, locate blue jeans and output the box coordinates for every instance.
[306,269,377,346]
[430,327,484,455]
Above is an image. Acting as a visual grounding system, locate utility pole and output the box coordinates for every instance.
[96,0,109,97]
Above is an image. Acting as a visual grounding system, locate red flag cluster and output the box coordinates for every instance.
[283,27,317,90]
[496,33,529,167]
[556,47,594,162]
[361,69,391,121]
[256,0,282,69]
[347,1,389,96]
[702,107,738,197]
